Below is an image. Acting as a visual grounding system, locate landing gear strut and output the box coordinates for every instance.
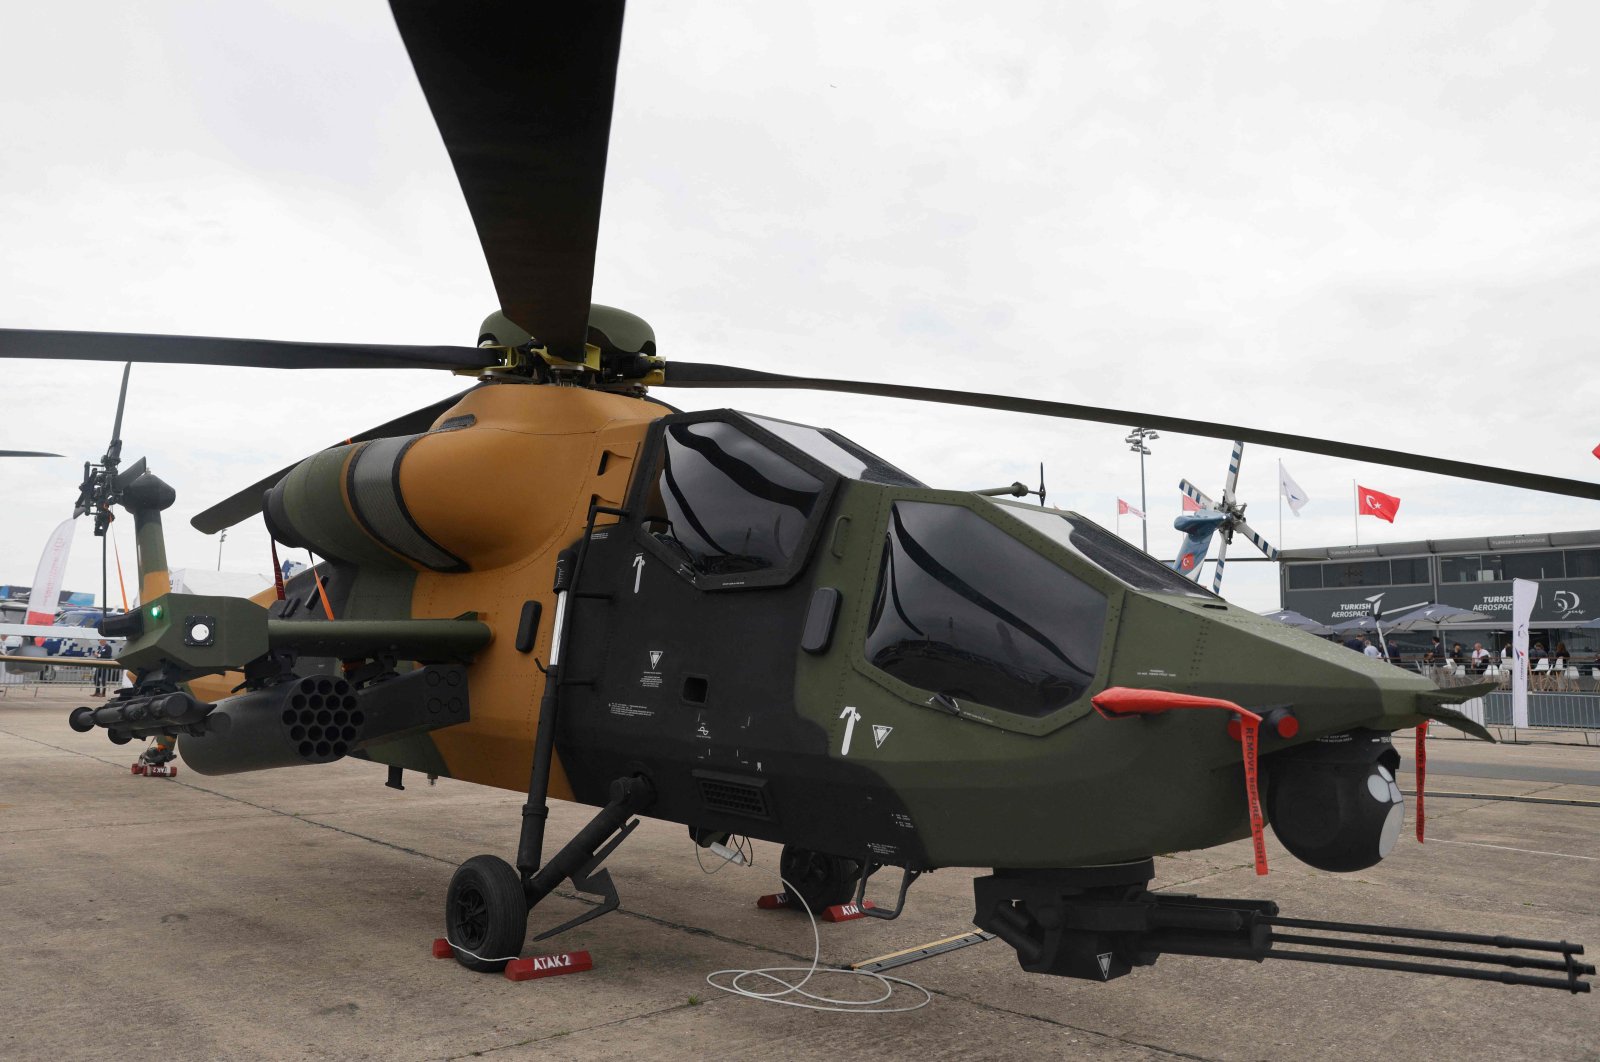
[443,525,654,973]
[443,774,654,972]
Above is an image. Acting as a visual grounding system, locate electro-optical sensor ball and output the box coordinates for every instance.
[1266,729,1405,873]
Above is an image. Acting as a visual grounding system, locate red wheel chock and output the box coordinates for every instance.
[755,893,876,921]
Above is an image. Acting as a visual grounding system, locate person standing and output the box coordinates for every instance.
[1470,642,1489,673]
[1363,637,1383,659]
[92,640,111,696]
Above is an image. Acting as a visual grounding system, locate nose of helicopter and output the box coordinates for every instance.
[1108,592,1489,743]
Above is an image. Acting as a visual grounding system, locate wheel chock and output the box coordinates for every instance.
[756,893,876,921]
[504,950,593,982]
[431,938,454,959]
[822,900,876,923]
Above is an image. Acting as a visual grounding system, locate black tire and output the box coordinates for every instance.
[778,845,862,911]
[444,855,529,972]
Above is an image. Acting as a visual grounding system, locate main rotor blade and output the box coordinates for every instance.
[0,329,489,371]
[189,391,473,535]
[662,364,1600,502]
[388,0,627,361]
[0,450,61,457]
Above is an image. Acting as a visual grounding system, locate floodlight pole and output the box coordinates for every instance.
[1124,428,1158,554]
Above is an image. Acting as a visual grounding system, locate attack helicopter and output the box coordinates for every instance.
[1,3,1595,993]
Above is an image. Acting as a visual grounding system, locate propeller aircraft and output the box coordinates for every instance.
[0,2,1594,993]
[1171,441,1279,593]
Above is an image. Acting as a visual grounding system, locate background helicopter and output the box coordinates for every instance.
[2,1,1597,994]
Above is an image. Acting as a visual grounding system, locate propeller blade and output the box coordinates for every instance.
[1220,440,1245,507]
[0,328,490,371]
[663,364,1600,502]
[189,391,473,534]
[1178,478,1217,511]
[387,0,627,361]
[1210,533,1231,594]
[1233,518,1279,562]
[0,450,61,457]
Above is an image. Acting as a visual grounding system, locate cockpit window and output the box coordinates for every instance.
[650,420,824,578]
[865,501,1106,717]
[746,415,921,487]
[1000,505,1216,598]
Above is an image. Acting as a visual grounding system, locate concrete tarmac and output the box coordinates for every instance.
[2,690,1596,1061]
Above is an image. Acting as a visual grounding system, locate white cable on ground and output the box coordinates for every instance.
[699,839,933,1014]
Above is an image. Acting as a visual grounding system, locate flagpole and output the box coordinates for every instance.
[1278,459,1283,550]
[1352,479,1359,546]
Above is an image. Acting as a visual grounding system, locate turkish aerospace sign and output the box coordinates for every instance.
[1284,578,1600,626]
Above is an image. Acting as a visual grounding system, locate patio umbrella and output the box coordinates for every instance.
[1383,603,1485,632]
[1329,615,1382,634]
[1384,603,1489,672]
[1257,609,1336,637]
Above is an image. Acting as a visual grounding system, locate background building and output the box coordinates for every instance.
[1279,529,1600,658]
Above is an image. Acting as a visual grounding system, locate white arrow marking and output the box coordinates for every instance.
[839,706,860,756]
[632,552,645,593]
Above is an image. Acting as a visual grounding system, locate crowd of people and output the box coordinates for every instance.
[1336,632,1586,681]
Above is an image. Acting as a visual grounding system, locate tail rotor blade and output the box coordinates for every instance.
[105,362,131,469]
[0,450,62,458]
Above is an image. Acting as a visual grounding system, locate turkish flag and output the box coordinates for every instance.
[1592,442,1600,461]
[1357,485,1401,523]
[1117,498,1129,515]
[1181,493,1202,513]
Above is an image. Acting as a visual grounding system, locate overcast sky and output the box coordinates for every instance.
[3,0,1599,614]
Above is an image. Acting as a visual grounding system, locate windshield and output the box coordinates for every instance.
[652,420,823,577]
[865,501,1106,717]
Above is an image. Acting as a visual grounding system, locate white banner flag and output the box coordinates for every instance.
[23,518,76,629]
[1279,462,1309,514]
[1511,578,1535,728]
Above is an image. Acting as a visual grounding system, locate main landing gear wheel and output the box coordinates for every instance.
[779,845,862,911]
[445,855,528,972]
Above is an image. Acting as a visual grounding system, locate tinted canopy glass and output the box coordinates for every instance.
[746,415,921,486]
[653,420,823,578]
[865,502,1106,718]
